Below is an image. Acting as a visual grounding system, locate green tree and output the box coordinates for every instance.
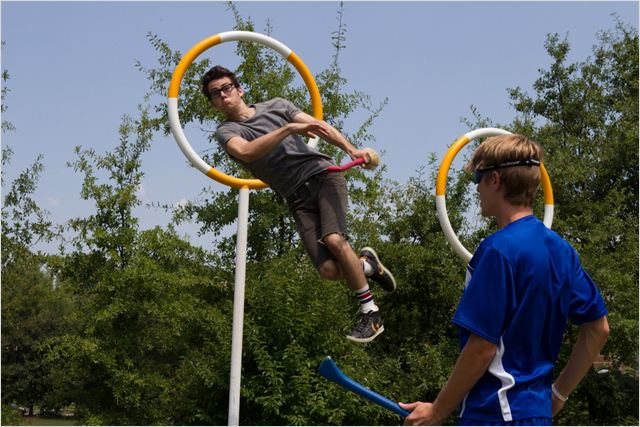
[2,152,55,248]
[47,110,238,425]
[66,113,153,268]
[2,42,16,133]
[1,148,73,416]
[1,404,25,425]
[1,235,74,416]
[48,226,233,425]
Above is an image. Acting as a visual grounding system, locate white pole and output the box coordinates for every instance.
[228,186,250,426]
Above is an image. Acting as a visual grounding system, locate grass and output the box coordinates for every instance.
[19,416,77,426]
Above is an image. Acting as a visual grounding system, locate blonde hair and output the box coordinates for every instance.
[465,134,544,207]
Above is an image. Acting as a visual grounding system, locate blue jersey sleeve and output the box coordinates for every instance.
[568,250,608,324]
[452,246,515,345]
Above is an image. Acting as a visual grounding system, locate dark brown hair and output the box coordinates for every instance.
[201,65,240,98]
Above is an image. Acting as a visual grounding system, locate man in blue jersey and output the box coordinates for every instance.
[400,134,609,425]
[201,66,397,343]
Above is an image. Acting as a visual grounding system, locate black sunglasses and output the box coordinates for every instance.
[473,159,541,184]
[209,83,236,100]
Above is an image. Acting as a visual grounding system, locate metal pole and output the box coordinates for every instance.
[228,186,249,426]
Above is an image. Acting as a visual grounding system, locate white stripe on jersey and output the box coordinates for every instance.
[488,337,516,421]
[464,266,473,289]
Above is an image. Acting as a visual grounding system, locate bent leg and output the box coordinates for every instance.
[317,259,344,281]
[322,232,367,292]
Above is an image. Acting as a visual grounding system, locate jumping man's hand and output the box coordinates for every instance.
[287,122,324,139]
[349,148,372,162]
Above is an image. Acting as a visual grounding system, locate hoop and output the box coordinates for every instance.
[168,31,323,189]
[435,128,555,263]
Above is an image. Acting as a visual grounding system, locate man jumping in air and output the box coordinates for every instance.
[202,65,396,343]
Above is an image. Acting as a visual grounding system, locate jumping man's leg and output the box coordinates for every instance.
[359,247,397,293]
[316,172,384,342]
[286,172,384,342]
[321,234,383,343]
[321,233,367,292]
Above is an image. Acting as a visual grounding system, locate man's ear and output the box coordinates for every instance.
[237,86,245,97]
[490,170,501,188]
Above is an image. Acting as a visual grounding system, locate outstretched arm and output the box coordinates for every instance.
[551,316,609,416]
[226,121,324,163]
[293,111,370,161]
[400,334,497,426]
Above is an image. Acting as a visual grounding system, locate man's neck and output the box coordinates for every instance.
[495,204,533,229]
[226,102,255,122]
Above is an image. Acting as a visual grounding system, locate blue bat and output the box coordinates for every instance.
[318,356,410,418]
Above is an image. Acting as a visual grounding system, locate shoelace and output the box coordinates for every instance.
[353,312,373,333]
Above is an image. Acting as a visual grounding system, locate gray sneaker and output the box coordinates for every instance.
[346,310,384,343]
[360,247,397,293]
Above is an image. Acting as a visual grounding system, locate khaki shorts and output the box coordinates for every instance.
[285,171,348,268]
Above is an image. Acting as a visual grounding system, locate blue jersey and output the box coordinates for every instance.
[452,215,607,423]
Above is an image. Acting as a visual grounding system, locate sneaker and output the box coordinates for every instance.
[360,247,397,293]
[346,310,384,343]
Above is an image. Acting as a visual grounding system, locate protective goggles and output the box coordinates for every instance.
[473,159,540,184]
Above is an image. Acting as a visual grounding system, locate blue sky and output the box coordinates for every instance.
[2,1,638,252]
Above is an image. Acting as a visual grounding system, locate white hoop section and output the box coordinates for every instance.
[435,128,555,263]
[168,31,323,189]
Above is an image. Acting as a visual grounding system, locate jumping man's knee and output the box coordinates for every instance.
[318,260,342,280]
[322,233,348,254]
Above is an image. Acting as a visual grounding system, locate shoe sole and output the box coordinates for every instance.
[361,246,397,293]
[345,325,385,343]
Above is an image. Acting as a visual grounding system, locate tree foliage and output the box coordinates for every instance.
[1,41,16,133]
[1,235,75,416]
[1,149,73,415]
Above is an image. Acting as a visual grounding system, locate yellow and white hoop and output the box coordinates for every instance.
[435,128,555,263]
[167,31,323,190]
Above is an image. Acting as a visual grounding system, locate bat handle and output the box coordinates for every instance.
[325,157,366,172]
[318,357,411,418]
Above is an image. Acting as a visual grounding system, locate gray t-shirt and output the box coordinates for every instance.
[216,98,334,198]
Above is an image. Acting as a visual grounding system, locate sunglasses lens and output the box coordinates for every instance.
[210,84,234,99]
[474,171,482,184]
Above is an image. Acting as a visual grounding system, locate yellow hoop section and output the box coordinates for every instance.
[167,31,323,190]
[435,128,555,263]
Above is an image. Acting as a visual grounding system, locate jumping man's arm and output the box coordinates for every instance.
[293,112,369,160]
[226,121,324,162]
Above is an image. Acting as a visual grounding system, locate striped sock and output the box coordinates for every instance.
[362,259,374,277]
[354,285,378,313]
